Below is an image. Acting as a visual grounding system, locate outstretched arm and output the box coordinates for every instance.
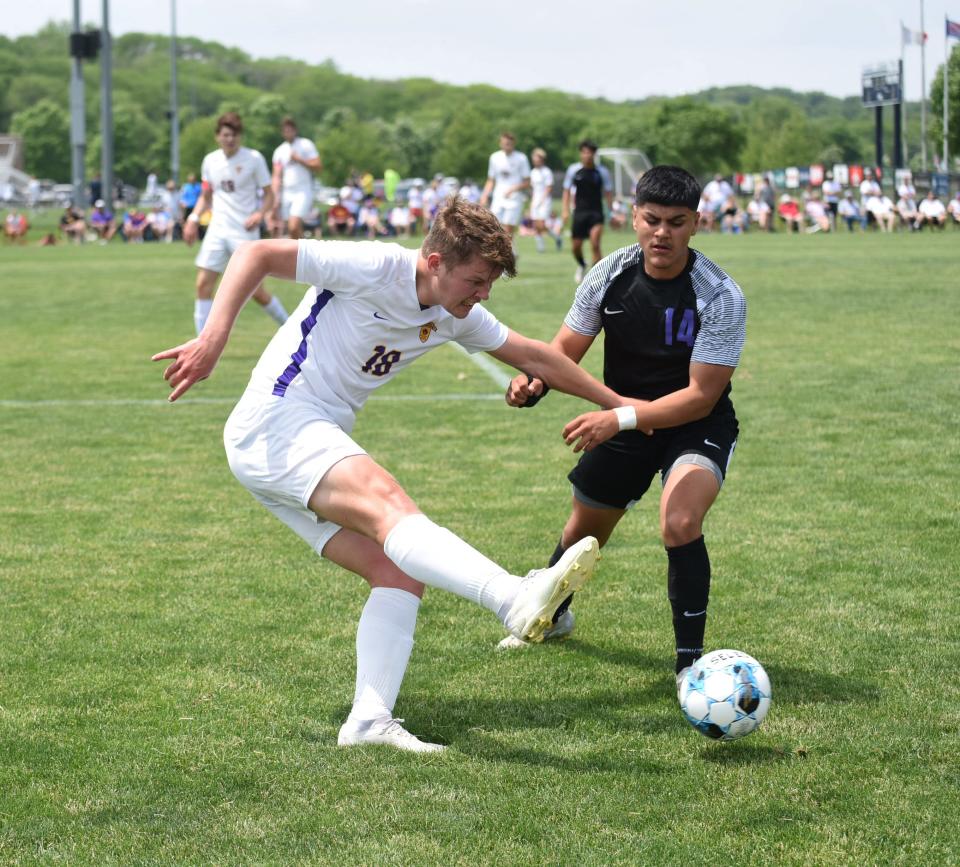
[562,362,735,452]
[152,239,300,402]
[505,324,594,406]
[489,328,621,409]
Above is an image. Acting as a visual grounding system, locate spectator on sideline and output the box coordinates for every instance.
[407,182,424,236]
[183,111,288,335]
[178,173,202,223]
[562,139,613,282]
[804,192,831,233]
[357,195,388,238]
[480,131,531,251]
[758,175,777,231]
[947,191,960,226]
[123,207,149,243]
[388,203,411,238]
[59,204,86,243]
[897,172,917,201]
[89,199,117,243]
[148,203,175,243]
[3,210,29,243]
[821,172,841,230]
[896,193,919,231]
[720,195,746,233]
[701,173,734,230]
[916,190,947,230]
[458,178,481,204]
[271,116,322,240]
[777,194,803,233]
[746,190,771,231]
[865,191,896,232]
[326,197,355,236]
[838,190,863,231]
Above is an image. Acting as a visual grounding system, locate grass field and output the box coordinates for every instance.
[1,227,959,865]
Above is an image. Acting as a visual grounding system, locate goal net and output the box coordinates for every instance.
[597,148,652,201]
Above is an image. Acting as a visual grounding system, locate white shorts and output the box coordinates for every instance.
[223,391,366,555]
[281,189,313,221]
[195,226,260,273]
[530,198,551,222]
[491,197,525,227]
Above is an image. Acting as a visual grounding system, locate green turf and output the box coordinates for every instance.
[1,228,959,865]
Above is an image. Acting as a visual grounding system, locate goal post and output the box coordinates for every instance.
[596,148,652,201]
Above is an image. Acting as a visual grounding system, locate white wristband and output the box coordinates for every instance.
[187,213,200,224]
[614,405,637,431]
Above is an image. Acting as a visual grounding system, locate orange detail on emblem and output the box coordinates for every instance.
[419,322,438,343]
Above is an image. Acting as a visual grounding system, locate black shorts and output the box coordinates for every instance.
[572,210,604,239]
[568,411,739,510]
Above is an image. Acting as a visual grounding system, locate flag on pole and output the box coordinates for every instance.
[902,24,926,45]
[947,18,960,39]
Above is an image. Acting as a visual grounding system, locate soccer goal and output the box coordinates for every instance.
[597,148,652,201]
[0,135,30,199]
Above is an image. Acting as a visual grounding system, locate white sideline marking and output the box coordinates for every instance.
[449,342,513,389]
[0,394,503,409]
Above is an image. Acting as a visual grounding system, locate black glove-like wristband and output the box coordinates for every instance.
[519,374,550,408]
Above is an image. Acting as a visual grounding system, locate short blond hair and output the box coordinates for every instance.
[423,197,516,278]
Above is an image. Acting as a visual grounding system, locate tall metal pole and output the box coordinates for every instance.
[900,31,909,164]
[69,0,86,204]
[875,106,884,177]
[170,0,180,185]
[945,17,951,173]
[100,0,114,206]
[920,0,928,170]
[894,62,903,170]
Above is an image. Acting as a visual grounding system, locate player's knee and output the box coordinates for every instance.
[661,509,702,547]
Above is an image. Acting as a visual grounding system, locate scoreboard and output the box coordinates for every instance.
[862,63,902,107]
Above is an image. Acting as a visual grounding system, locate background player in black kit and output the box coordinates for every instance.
[502,165,747,692]
[562,139,614,283]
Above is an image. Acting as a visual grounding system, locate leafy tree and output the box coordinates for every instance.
[433,103,499,180]
[178,114,219,179]
[929,43,960,166]
[11,98,70,180]
[648,98,745,177]
[243,93,289,158]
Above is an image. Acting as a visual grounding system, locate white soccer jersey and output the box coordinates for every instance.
[487,150,531,205]
[201,146,271,233]
[247,241,508,431]
[530,166,553,208]
[272,137,319,193]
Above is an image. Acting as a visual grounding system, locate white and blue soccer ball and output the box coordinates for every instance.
[678,649,772,741]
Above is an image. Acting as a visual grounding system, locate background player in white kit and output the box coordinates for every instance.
[270,116,321,240]
[479,132,530,251]
[183,112,289,335]
[153,198,625,753]
[529,147,561,253]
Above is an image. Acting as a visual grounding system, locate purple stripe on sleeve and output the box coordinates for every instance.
[272,289,334,397]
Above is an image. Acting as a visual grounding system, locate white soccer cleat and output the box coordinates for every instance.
[574,265,585,283]
[497,609,575,650]
[503,536,598,643]
[337,717,446,753]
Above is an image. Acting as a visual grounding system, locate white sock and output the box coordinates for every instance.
[262,295,289,325]
[383,514,519,616]
[194,299,213,335]
[535,235,545,252]
[348,587,421,723]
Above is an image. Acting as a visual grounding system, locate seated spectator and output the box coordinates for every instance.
[777,194,803,233]
[697,192,715,232]
[948,192,960,226]
[326,198,355,236]
[917,191,947,230]
[59,204,87,243]
[389,204,411,238]
[357,196,388,238]
[804,192,831,233]
[746,191,771,231]
[609,199,629,230]
[837,191,863,231]
[122,208,148,243]
[4,210,29,243]
[896,195,919,231]
[147,204,174,243]
[865,193,896,232]
[89,199,117,243]
[720,195,746,233]
[38,232,58,247]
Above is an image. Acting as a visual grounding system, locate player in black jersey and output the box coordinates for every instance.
[562,140,614,283]
[501,166,747,691]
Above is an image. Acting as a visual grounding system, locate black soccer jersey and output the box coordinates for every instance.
[563,163,612,213]
[564,244,746,413]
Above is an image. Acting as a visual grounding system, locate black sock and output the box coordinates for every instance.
[548,539,574,623]
[575,253,586,268]
[667,535,710,673]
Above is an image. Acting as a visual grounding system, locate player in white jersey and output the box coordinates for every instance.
[183,112,289,335]
[153,198,627,752]
[529,148,561,253]
[480,132,531,245]
[270,116,321,240]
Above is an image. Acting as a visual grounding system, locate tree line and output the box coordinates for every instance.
[3,22,956,187]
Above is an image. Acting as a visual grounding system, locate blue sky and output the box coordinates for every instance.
[4,0,958,103]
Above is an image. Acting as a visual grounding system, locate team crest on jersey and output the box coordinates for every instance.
[419,322,438,343]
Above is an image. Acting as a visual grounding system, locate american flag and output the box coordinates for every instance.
[947,18,960,39]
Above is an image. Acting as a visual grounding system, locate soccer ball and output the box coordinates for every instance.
[678,649,772,741]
